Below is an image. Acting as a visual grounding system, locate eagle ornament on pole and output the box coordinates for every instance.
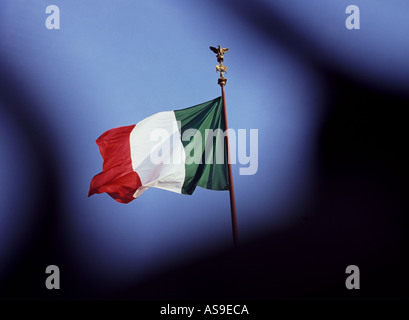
[209,45,229,86]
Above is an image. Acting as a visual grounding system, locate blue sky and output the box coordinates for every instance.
[1,0,408,290]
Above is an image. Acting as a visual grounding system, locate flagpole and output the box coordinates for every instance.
[210,45,238,247]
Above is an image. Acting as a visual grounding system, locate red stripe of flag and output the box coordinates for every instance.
[88,125,142,204]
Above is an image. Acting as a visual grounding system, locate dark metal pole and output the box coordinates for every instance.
[210,45,238,247]
[220,83,239,247]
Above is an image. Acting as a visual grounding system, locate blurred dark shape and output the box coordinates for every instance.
[0,60,66,299]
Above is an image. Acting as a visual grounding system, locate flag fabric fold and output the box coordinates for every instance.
[89,96,229,203]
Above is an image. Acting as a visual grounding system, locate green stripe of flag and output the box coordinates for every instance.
[174,96,229,195]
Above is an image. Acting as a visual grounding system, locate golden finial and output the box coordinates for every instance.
[210,45,229,86]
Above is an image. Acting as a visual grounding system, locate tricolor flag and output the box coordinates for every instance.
[89,97,229,203]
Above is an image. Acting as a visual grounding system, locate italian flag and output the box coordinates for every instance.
[88,97,229,203]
